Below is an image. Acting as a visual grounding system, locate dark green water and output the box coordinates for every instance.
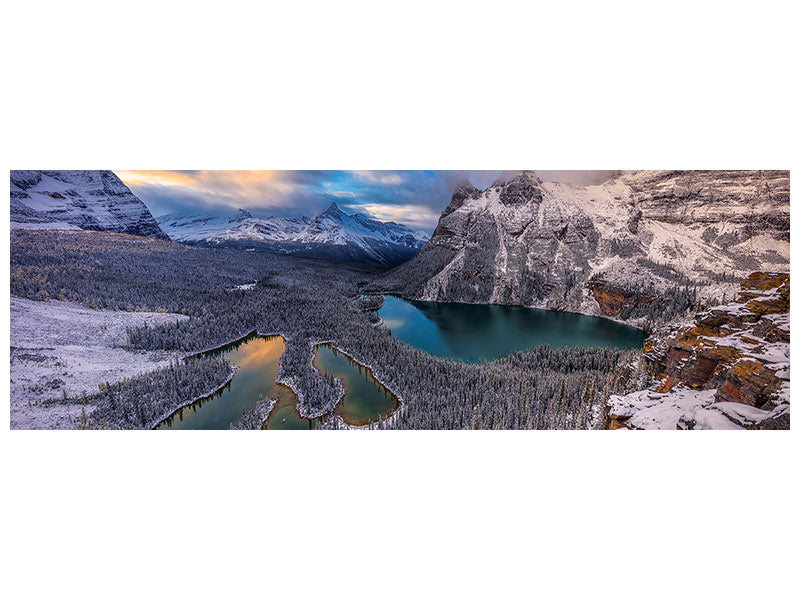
[377,295,647,362]
[158,334,303,430]
[313,344,399,426]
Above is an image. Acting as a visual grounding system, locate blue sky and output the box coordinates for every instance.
[115,170,615,233]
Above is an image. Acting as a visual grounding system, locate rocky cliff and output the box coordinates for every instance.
[370,170,789,325]
[608,272,789,429]
[10,170,168,239]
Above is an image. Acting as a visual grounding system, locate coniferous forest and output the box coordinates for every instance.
[11,229,649,429]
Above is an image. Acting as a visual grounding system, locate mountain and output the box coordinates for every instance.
[157,202,429,267]
[370,170,790,323]
[10,170,167,239]
[154,208,303,243]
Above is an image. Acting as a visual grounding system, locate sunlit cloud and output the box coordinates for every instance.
[115,170,199,187]
[323,189,360,198]
[344,202,441,231]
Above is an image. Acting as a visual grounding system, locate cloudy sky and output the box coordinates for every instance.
[115,170,617,233]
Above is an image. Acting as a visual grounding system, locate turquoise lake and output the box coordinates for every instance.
[376,295,647,363]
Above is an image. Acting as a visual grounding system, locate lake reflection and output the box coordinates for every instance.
[159,334,298,430]
[377,295,646,363]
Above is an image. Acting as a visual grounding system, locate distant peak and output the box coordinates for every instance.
[319,202,347,218]
[237,208,253,218]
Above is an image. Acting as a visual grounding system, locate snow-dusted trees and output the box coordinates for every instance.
[55,357,233,429]
[13,229,644,429]
[230,395,277,430]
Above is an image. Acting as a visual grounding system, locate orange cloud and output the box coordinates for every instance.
[115,170,198,187]
[116,170,280,190]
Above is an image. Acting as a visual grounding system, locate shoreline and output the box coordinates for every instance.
[149,364,238,429]
[155,333,290,429]
[312,342,402,428]
[363,290,651,332]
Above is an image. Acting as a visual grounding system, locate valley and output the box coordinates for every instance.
[8,170,790,430]
[10,228,640,429]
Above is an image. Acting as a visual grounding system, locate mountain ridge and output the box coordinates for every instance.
[157,201,429,267]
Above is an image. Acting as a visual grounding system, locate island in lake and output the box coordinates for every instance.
[9,170,790,429]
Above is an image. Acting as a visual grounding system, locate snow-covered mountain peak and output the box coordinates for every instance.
[319,202,345,218]
[490,170,542,187]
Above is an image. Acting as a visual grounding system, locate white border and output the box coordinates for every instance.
[2,2,797,600]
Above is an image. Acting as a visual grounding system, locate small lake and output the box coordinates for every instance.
[158,334,399,430]
[158,334,302,430]
[313,343,399,426]
[376,295,647,362]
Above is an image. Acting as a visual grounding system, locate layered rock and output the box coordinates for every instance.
[609,272,789,429]
[10,170,167,239]
[371,170,789,324]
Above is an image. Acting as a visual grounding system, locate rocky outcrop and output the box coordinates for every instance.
[609,272,789,429]
[10,170,168,239]
[370,170,789,324]
[587,279,655,317]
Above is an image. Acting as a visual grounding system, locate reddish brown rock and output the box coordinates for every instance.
[737,272,789,315]
[642,271,788,410]
[587,280,654,317]
[714,360,782,408]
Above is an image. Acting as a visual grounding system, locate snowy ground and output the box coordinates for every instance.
[10,297,188,429]
[609,387,780,430]
[10,221,81,231]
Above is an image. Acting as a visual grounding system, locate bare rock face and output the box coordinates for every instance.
[586,279,655,317]
[10,170,168,239]
[625,170,789,239]
[372,170,789,325]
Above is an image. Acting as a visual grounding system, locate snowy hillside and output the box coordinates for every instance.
[158,202,429,266]
[371,170,789,323]
[10,170,167,239]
